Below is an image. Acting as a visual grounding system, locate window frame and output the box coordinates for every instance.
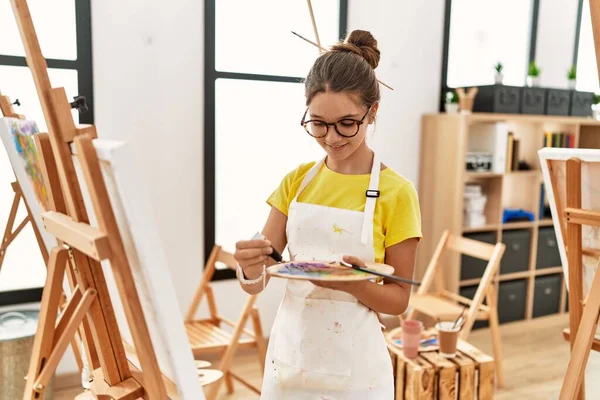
[204,0,348,280]
[0,0,94,307]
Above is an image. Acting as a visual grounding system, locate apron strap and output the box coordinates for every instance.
[361,152,381,245]
[293,157,326,201]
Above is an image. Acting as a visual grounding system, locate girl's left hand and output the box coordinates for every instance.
[310,255,368,294]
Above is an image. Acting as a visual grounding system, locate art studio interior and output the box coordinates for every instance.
[1,0,600,399]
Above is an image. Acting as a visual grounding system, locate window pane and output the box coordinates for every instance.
[576,1,599,93]
[216,0,339,77]
[447,0,533,88]
[215,79,324,255]
[0,0,77,60]
[0,66,80,132]
[0,131,46,292]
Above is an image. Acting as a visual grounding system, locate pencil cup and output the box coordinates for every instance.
[401,320,422,359]
[436,321,460,358]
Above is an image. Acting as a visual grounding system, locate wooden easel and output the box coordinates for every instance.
[0,94,49,275]
[10,0,179,398]
[558,158,600,400]
[558,1,600,399]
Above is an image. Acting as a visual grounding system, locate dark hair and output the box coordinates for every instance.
[304,30,381,108]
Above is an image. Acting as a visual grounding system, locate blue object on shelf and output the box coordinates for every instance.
[502,208,535,223]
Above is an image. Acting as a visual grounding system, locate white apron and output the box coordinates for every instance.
[261,153,394,399]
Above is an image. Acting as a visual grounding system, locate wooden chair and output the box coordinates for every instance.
[185,244,267,400]
[404,229,506,387]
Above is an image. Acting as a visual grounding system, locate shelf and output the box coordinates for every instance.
[464,170,540,180]
[418,112,600,324]
[423,112,600,126]
[463,224,498,233]
[465,172,502,180]
[506,170,540,177]
[501,221,536,230]
[538,219,554,227]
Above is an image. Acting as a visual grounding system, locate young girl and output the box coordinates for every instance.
[234,29,422,399]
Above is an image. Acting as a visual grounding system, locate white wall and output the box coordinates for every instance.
[349,0,446,187]
[535,0,580,89]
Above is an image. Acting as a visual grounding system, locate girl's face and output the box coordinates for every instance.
[303,91,376,162]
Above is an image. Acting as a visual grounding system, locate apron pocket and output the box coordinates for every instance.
[271,293,355,389]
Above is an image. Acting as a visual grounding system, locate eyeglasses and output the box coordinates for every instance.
[300,106,372,138]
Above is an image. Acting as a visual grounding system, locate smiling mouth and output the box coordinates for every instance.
[326,143,347,151]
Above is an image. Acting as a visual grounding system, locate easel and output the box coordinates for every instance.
[10,0,179,398]
[558,1,600,399]
[0,93,49,275]
[558,158,600,400]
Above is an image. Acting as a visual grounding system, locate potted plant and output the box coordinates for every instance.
[527,61,541,87]
[494,62,504,84]
[445,91,459,113]
[567,65,577,89]
[593,94,600,120]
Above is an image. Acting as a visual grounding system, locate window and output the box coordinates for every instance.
[445,0,535,89]
[206,0,348,279]
[0,0,93,306]
[575,0,599,93]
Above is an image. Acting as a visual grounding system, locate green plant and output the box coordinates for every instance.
[594,94,600,105]
[446,91,458,103]
[528,61,540,77]
[494,62,503,73]
[568,65,577,80]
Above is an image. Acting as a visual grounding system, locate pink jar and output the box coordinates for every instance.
[401,319,423,359]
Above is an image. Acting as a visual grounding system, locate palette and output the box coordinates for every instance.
[267,260,394,281]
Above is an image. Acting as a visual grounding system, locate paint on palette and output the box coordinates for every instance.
[278,261,370,277]
[8,119,48,208]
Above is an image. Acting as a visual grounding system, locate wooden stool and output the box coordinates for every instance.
[388,338,495,399]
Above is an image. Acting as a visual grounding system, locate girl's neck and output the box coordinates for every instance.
[326,142,374,175]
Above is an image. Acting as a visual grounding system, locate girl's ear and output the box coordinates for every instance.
[369,102,379,124]
[369,103,379,125]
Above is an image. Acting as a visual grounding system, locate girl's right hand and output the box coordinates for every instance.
[234,239,273,280]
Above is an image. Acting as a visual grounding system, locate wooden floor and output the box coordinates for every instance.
[55,313,599,399]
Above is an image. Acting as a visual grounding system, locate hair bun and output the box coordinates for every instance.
[331,30,380,69]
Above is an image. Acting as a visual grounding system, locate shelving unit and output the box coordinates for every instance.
[416,112,600,324]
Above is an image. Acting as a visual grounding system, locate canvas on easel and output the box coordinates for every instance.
[0,118,56,254]
[70,138,209,396]
[0,95,52,274]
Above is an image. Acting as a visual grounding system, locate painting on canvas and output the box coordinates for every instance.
[71,139,204,399]
[538,147,600,333]
[0,117,57,253]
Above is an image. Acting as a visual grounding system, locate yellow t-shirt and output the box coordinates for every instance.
[267,161,423,264]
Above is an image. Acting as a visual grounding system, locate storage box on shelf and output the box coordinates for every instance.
[470,84,595,117]
[417,112,600,324]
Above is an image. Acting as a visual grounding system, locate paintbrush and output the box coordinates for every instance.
[252,232,284,263]
[452,304,468,329]
[339,261,421,286]
[290,31,394,91]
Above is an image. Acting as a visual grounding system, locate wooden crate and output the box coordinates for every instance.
[389,339,495,399]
